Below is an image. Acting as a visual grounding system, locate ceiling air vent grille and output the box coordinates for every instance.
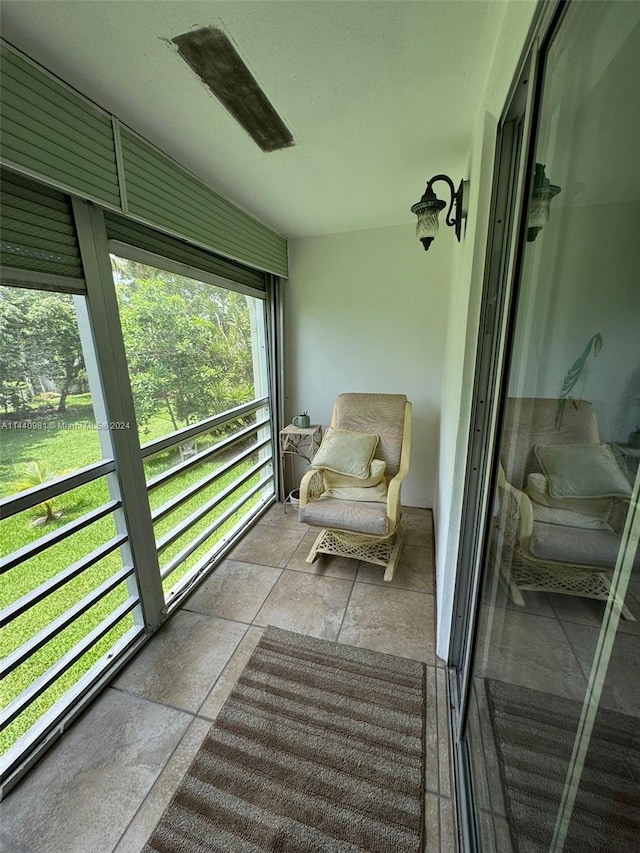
[172,26,294,153]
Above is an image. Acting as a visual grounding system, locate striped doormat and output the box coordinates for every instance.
[143,626,426,853]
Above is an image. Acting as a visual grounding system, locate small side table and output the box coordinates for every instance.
[612,443,640,484]
[279,424,322,508]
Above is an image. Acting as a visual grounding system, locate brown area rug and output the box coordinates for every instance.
[486,679,640,853]
[143,626,425,853]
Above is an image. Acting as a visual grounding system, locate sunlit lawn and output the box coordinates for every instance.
[0,394,267,754]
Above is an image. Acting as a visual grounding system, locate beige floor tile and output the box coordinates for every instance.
[475,607,587,700]
[424,792,440,851]
[228,522,306,567]
[285,529,360,579]
[253,570,353,640]
[257,502,309,531]
[338,583,435,662]
[356,543,434,592]
[425,666,439,795]
[113,611,246,713]
[113,716,211,853]
[472,678,507,818]
[402,506,434,548]
[0,690,191,853]
[440,796,457,852]
[199,626,265,720]
[184,560,281,622]
[488,583,557,618]
[436,668,452,798]
[562,621,640,715]
[550,591,640,636]
[494,816,515,852]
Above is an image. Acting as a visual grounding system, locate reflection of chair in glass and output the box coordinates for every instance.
[495,397,637,619]
[299,393,411,581]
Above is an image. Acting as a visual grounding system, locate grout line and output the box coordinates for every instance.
[335,569,359,642]
[352,578,435,595]
[112,714,206,851]
[108,684,198,718]
[193,624,249,718]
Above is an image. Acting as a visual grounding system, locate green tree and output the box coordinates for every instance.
[115,266,254,433]
[0,288,33,413]
[0,288,85,415]
[27,294,84,413]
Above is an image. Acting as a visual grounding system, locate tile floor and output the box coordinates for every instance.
[1,505,456,853]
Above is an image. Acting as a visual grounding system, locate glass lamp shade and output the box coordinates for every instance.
[527,165,561,242]
[411,196,446,251]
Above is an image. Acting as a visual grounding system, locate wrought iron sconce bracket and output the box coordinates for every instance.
[411,174,469,251]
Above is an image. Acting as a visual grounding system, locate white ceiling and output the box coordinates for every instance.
[0,0,506,238]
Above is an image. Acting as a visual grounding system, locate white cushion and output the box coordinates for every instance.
[323,459,386,489]
[529,500,613,531]
[322,481,388,503]
[534,443,632,499]
[525,473,613,519]
[311,427,378,479]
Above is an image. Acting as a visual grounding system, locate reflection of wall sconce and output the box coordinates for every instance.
[410,175,469,251]
[527,163,561,242]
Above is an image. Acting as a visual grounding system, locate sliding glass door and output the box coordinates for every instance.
[453,2,640,850]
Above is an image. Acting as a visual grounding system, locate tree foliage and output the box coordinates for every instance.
[0,260,256,432]
[114,259,255,431]
[0,289,84,414]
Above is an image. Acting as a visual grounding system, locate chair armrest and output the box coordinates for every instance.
[299,469,324,507]
[608,496,631,534]
[385,473,404,534]
[496,465,534,549]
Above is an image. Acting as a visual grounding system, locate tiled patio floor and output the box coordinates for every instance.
[1,505,457,853]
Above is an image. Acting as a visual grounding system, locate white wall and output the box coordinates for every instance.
[434,1,538,659]
[285,223,453,507]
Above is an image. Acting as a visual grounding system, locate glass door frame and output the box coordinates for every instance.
[447,1,567,849]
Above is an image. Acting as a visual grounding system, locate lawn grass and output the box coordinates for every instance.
[1,395,272,754]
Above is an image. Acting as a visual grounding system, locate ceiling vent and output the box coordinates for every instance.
[172,26,294,153]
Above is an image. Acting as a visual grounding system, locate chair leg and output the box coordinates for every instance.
[305,530,325,564]
[383,529,403,581]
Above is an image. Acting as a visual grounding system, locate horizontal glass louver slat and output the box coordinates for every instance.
[0,565,135,679]
[151,434,271,523]
[155,456,271,555]
[0,535,129,628]
[145,420,268,492]
[160,474,272,581]
[140,399,269,457]
[0,501,121,574]
[0,597,138,730]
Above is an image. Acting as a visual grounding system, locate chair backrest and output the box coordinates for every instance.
[501,397,600,490]
[332,393,407,478]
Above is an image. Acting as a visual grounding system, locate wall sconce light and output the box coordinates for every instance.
[527,163,560,242]
[410,175,469,251]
